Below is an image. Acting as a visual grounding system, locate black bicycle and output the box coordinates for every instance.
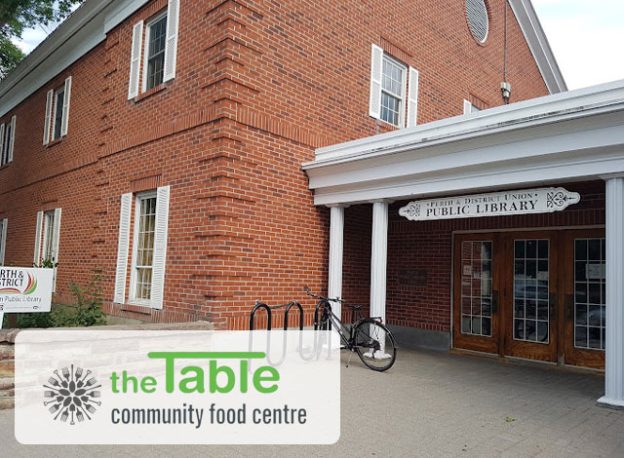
[305,287,397,372]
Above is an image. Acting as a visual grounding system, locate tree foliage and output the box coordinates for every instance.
[0,0,84,79]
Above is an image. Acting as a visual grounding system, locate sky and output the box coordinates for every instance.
[10,1,624,91]
[532,0,624,89]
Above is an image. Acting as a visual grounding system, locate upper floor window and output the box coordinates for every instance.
[369,45,419,129]
[380,55,406,127]
[0,116,16,166]
[463,100,481,115]
[466,0,489,44]
[145,13,167,90]
[52,86,65,141]
[43,77,72,145]
[128,0,180,99]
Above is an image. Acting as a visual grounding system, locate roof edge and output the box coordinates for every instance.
[0,0,149,118]
[509,0,567,94]
[305,79,624,168]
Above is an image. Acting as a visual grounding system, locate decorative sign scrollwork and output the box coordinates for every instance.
[399,187,581,222]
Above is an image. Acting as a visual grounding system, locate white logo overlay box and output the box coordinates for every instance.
[15,330,341,444]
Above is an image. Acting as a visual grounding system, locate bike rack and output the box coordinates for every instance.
[249,300,304,331]
[249,301,272,331]
[284,301,304,331]
[313,300,332,331]
[248,300,306,366]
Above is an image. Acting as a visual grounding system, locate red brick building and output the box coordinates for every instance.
[0,0,556,323]
[10,0,624,403]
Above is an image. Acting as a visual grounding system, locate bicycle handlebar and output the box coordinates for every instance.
[304,287,344,303]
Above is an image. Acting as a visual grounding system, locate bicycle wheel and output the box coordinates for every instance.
[354,319,397,371]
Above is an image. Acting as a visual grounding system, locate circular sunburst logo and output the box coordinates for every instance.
[43,365,102,425]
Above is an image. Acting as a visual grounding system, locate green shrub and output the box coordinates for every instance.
[14,276,107,329]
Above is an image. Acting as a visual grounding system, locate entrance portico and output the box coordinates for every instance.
[303,80,624,407]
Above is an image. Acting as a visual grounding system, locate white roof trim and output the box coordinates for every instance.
[509,0,567,94]
[304,80,624,206]
[0,0,149,118]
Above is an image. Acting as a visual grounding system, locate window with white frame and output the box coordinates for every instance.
[42,211,56,261]
[52,87,64,141]
[114,186,170,309]
[0,116,16,167]
[33,208,62,291]
[463,99,481,114]
[132,193,157,303]
[145,13,168,91]
[128,0,180,99]
[0,218,7,266]
[380,55,406,127]
[369,45,419,128]
[43,77,72,145]
[34,209,62,265]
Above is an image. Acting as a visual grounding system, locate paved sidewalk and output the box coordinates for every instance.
[1,349,623,457]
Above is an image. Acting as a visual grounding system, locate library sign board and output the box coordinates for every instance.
[399,187,581,222]
[0,267,53,323]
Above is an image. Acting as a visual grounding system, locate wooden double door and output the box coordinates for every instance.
[453,229,605,369]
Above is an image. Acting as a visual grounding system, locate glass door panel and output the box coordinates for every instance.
[504,232,558,363]
[460,241,493,337]
[513,240,550,344]
[573,238,606,351]
[562,230,606,369]
[453,234,500,355]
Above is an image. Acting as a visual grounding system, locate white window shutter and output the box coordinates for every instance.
[114,193,133,304]
[141,23,151,93]
[463,99,472,114]
[369,44,384,119]
[0,124,4,161]
[151,186,170,309]
[8,115,16,162]
[43,90,53,145]
[0,219,7,265]
[33,211,44,265]
[61,77,72,136]
[164,0,180,82]
[51,208,62,263]
[128,21,144,99]
[406,67,419,127]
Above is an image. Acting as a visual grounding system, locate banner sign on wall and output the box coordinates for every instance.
[0,267,53,313]
[399,187,581,222]
[15,330,341,445]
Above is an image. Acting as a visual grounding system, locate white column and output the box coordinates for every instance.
[370,201,389,323]
[328,206,345,319]
[599,176,624,408]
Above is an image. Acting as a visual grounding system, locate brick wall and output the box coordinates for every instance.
[341,181,605,332]
[0,0,552,327]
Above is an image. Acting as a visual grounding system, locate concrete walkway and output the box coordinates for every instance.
[1,349,623,457]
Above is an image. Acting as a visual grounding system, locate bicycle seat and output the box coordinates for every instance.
[347,304,363,310]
